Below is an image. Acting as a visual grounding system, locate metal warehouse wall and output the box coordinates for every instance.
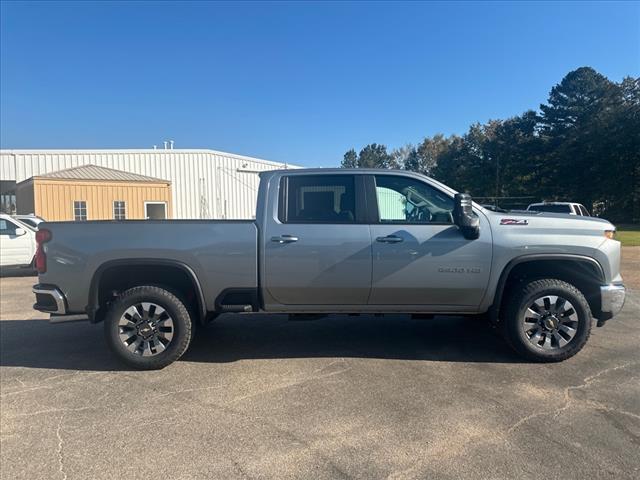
[0,149,296,219]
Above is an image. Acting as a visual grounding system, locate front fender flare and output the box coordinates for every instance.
[488,253,605,323]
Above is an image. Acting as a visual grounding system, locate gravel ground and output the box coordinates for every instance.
[1,250,638,479]
[621,246,639,290]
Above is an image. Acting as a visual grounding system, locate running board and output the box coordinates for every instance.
[49,314,89,324]
[218,304,254,313]
[215,288,259,313]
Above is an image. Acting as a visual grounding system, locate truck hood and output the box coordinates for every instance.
[483,209,615,231]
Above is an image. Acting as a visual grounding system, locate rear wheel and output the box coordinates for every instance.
[104,286,192,369]
[503,279,592,362]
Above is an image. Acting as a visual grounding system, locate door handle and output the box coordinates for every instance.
[271,235,299,244]
[376,235,403,243]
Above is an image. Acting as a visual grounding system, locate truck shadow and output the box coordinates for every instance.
[0,314,522,372]
[0,268,37,278]
[185,314,522,364]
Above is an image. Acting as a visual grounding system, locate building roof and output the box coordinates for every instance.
[35,164,169,183]
[1,148,297,168]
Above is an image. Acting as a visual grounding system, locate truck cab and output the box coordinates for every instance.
[258,170,493,312]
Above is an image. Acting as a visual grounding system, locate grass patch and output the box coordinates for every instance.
[616,224,640,247]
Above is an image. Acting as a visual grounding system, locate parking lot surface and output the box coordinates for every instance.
[1,252,639,480]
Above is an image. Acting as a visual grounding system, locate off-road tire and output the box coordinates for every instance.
[104,286,192,370]
[503,278,592,362]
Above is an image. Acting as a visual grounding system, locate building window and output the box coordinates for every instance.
[113,201,126,220]
[73,201,87,221]
[1,193,16,214]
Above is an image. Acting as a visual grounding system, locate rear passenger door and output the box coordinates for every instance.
[262,174,372,306]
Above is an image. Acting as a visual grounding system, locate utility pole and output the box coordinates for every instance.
[495,156,500,201]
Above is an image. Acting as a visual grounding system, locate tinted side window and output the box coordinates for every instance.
[281,175,356,223]
[374,175,454,224]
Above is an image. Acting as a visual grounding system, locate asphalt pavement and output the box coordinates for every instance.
[1,273,639,479]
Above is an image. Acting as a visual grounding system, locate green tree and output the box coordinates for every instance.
[487,111,542,205]
[390,144,416,170]
[430,135,467,190]
[358,143,393,168]
[342,148,358,168]
[606,76,640,222]
[413,134,449,176]
[341,144,393,168]
[538,67,620,209]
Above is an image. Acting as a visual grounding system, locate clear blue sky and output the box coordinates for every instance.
[1,1,638,166]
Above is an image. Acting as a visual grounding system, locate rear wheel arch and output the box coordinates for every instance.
[88,259,207,324]
[490,254,605,323]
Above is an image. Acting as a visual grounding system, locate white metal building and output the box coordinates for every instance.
[0,148,298,219]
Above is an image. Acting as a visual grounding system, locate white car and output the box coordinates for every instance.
[13,214,45,230]
[0,213,37,268]
[527,202,590,216]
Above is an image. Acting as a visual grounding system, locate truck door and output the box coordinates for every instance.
[367,174,492,306]
[0,218,34,267]
[262,173,372,306]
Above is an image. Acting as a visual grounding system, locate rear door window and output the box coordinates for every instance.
[280,175,356,224]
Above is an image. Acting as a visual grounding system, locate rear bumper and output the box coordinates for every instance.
[33,284,67,314]
[600,284,626,318]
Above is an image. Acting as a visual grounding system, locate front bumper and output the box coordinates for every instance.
[33,284,67,314]
[600,284,626,318]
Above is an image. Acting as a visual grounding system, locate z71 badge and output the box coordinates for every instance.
[500,218,529,225]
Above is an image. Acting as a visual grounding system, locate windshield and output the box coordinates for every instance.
[17,218,40,228]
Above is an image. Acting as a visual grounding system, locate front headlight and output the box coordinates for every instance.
[604,229,616,240]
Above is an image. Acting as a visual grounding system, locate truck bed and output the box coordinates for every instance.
[39,220,258,314]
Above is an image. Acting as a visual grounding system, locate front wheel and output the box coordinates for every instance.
[503,279,592,362]
[104,286,192,370]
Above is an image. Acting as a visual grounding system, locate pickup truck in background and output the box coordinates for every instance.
[32,169,626,369]
[527,202,590,216]
[1,213,37,269]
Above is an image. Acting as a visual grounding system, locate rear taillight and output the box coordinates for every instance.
[35,229,52,274]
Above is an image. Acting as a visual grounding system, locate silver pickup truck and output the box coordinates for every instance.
[32,169,626,369]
